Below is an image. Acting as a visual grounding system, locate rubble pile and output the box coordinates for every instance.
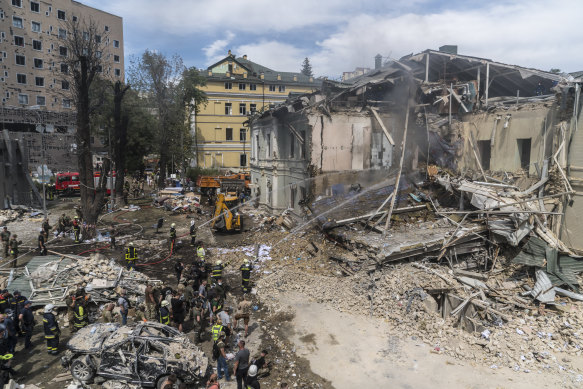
[0,209,28,226]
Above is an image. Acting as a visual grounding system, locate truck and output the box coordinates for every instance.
[211,193,243,232]
[55,172,80,195]
[197,173,250,196]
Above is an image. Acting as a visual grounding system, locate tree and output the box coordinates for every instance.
[128,51,206,188]
[112,81,131,205]
[549,68,561,74]
[301,57,313,77]
[62,17,110,237]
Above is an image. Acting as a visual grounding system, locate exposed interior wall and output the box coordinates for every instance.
[458,105,556,175]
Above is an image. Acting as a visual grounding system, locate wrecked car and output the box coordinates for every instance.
[61,322,209,387]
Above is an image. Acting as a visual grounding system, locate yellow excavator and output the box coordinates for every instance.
[211,193,243,232]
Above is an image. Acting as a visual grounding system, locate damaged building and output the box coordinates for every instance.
[249,47,582,249]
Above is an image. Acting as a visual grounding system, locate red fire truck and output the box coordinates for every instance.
[55,172,80,196]
[93,172,117,195]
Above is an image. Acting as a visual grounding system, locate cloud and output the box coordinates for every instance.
[203,31,235,65]
[234,41,309,72]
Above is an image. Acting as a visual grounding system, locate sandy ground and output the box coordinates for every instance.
[284,291,571,389]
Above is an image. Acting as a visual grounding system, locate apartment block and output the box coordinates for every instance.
[0,0,123,169]
[195,50,321,171]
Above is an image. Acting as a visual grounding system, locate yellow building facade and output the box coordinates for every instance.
[195,51,320,170]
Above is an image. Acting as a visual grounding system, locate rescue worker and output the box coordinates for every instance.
[38,228,47,256]
[8,235,20,268]
[101,302,115,323]
[0,314,16,354]
[0,227,10,258]
[169,223,177,253]
[125,242,138,271]
[65,290,76,328]
[73,297,88,331]
[0,292,9,314]
[19,300,34,349]
[211,318,224,342]
[175,261,184,284]
[10,291,26,336]
[197,243,206,262]
[72,216,81,243]
[240,258,252,293]
[189,220,197,246]
[42,218,51,241]
[158,300,170,325]
[134,304,147,323]
[212,260,226,284]
[43,304,60,354]
[192,300,204,342]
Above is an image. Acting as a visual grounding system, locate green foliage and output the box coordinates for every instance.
[549,68,561,74]
[301,57,313,77]
[186,166,220,182]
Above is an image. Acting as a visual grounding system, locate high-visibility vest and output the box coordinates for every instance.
[170,228,176,239]
[240,264,251,281]
[197,247,205,259]
[125,247,138,262]
[74,305,87,328]
[211,324,223,341]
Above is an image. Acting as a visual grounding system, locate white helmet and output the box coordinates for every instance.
[243,258,249,264]
[171,223,176,228]
[39,228,43,232]
[216,260,222,265]
[44,304,55,313]
[248,365,258,377]
[161,300,169,307]
[129,242,134,247]
[191,220,195,226]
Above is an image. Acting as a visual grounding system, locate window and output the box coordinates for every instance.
[14,36,24,47]
[239,83,246,90]
[82,31,89,41]
[250,103,257,113]
[72,16,77,22]
[36,96,45,106]
[240,128,246,141]
[32,21,41,32]
[34,58,43,68]
[279,85,286,92]
[16,74,26,84]
[33,40,42,50]
[239,103,246,115]
[62,99,71,108]
[114,68,121,77]
[95,35,101,43]
[224,82,232,90]
[58,28,67,39]
[96,65,102,73]
[114,55,120,63]
[59,46,67,56]
[240,154,247,167]
[15,55,25,65]
[249,84,257,91]
[35,76,44,86]
[57,10,65,20]
[13,16,23,28]
[18,94,28,105]
[104,25,109,32]
[269,85,276,92]
[113,40,119,48]
[12,0,22,7]
[60,63,68,73]
[226,128,233,141]
[96,51,102,58]
[477,141,491,171]
[61,80,69,90]
[517,138,532,171]
[30,1,39,12]
[224,103,232,115]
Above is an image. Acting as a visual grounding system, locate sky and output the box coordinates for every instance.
[81,0,583,79]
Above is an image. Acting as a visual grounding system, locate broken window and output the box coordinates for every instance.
[239,83,246,90]
[224,82,232,90]
[299,130,305,158]
[114,55,120,63]
[59,46,67,56]
[62,99,71,108]
[14,36,24,47]
[226,128,233,141]
[31,21,41,32]
[114,68,121,77]
[113,40,120,48]
[13,16,23,28]
[61,80,69,90]
[224,103,232,115]
[12,0,22,7]
[240,154,247,167]
[239,128,246,141]
[61,63,68,73]
[58,28,67,39]
[34,58,43,68]
[18,94,28,104]
[239,103,246,115]
[517,138,531,171]
[477,140,491,171]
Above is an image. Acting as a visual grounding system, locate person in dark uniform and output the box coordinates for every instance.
[175,261,184,284]
[0,227,10,259]
[38,228,47,256]
[169,223,177,253]
[42,218,51,241]
[73,298,88,331]
[125,242,138,270]
[42,304,59,354]
[240,258,252,293]
[158,300,170,325]
[10,291,26,337]
[72,216,81,243]
[19,300,34,349]
[189,220,196,246]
